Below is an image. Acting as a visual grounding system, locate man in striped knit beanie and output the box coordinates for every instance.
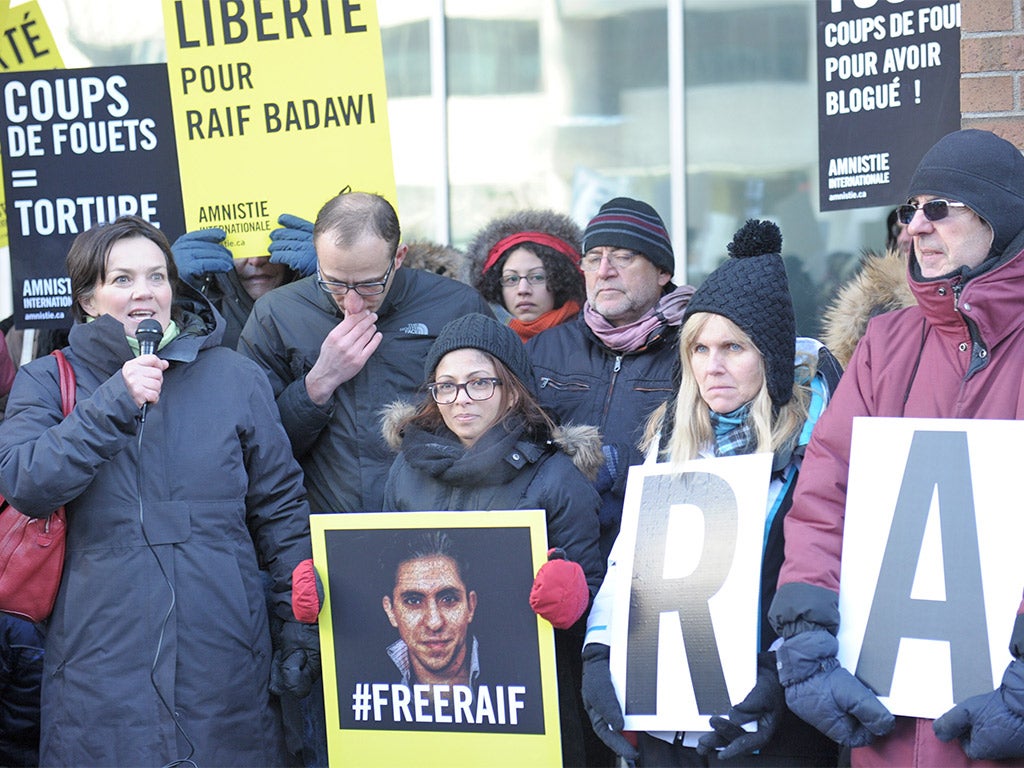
[527,196,694,555]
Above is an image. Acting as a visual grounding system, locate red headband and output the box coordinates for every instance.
[482,231,582,274]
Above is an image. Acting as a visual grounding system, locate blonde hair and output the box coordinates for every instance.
[648,313,813,464]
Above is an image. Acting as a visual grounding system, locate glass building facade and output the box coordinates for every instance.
[35,0,903,335]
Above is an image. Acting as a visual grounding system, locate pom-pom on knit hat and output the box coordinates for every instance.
[424,313,535,392]
[683,219,796,407]
[907,129,1024,258]
[582,197,674,274]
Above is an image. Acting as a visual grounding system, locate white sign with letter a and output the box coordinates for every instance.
[838,417,1024,719]
[609,454,771,732]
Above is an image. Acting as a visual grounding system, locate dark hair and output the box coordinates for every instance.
[474,243,584,311]
[66,216,180,323]
[383,530,471,596]
[402,353,556,443]
[313,191,401,255]
[886,207,901,252]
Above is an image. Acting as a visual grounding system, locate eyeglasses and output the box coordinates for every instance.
[316,256,396,297]
[580,249,640,272]
[427,377,502,404]
[499,271,547,287]
[896,199,969,225]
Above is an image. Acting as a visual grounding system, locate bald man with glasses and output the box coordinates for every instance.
[239,191,490,517]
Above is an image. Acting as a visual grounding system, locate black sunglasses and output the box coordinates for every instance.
[896,199,968,225]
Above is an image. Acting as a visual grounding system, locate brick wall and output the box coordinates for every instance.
[961,0,1024,146]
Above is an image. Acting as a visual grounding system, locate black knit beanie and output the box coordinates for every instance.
[582,197,674,274]
[908,129,1024,257]
[683,220,796,407]
[424,313,534,392]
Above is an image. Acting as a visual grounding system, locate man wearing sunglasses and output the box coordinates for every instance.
[765,130,1024,766]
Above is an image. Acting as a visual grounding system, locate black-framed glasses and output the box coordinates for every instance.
[580,249,640,272]
[896,199,969,225]
[499,271,547,287]
[427,377,502,404]
[316,256,396,297]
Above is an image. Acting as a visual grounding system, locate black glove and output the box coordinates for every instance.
[268,214,316,277]
[270,620,321,699]
[581,643,639,762]
[697,651,785,760]
[933,657,1024,760]
[776,628,894,747]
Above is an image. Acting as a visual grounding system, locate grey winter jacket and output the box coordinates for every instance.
[0,295,311,766]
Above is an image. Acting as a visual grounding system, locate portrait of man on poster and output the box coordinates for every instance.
[381,530,481,689]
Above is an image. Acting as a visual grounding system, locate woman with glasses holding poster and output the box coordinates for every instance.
[466,210,586,342]
[381,312,604,766]
[581,220,842,767]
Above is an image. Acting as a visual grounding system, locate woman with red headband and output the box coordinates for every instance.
[466,210,585,342]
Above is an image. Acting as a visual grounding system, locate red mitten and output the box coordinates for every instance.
[529,548,589,629]
[291,559,324,624]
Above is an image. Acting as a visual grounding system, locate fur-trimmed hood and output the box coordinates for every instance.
[380,400,604,480]
[404,240,470,284]
[821,248,917,368]
[464,209,583,281]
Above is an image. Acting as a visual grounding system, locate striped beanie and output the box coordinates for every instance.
[582,197,674,274]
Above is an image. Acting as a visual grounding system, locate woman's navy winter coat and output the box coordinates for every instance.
[0,295,312,766]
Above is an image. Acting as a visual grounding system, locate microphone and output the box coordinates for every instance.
[136,318,162,356]
[135,319,163,423]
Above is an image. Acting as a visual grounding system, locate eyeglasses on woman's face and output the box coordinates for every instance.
[499,271,546,287]
[427,377,503,404]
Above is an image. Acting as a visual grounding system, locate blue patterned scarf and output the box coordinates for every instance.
[710,403,756,457]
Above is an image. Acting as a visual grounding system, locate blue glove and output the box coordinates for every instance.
[594,444,620,495]
[776,629,894,747]
[933,657,1024,760]
[268,213,317,277]
[170,228,232,279]
[270,620,321,699]
[581,643,639,763]
[697,651,785,760]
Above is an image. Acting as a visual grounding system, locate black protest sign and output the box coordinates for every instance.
[816,0,960,211]
[0,64,185,328]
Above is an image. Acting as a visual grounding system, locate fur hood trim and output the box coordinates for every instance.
[379,400,603,480]
[821,248,917,368]
[381,400,417,452]
[404,240,470,284]
[551,422,604,481]
[464,209,583,279]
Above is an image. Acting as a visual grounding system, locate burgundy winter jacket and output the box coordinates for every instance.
[774,229,1024,768]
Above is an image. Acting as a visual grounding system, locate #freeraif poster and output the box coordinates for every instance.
[310,510,561,768]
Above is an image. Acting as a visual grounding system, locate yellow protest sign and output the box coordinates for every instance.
[162,0,396,257]
[0,1,64,248]
[311,510,563,768]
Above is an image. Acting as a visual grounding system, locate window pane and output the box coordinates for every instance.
[683,0,890,339]
[443,2,671,249]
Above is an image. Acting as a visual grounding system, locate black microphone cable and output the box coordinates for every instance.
[134,321,198,768]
